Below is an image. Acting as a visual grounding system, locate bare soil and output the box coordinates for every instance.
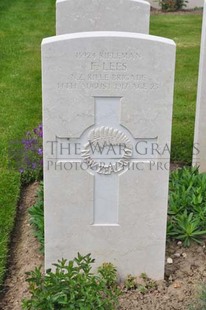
[0,183,43,310]
[119,242,206,309]
[0,183,206,309]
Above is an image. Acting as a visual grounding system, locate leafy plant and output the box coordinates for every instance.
[22,253,120,310]
[138,273,157,293]
[29,182,44,252]
[190,282,206,310]
[124,274,137,290]
[98,263,118,288]
[160,0,188,11]
[167,167,206,246]
[124,273,157,293]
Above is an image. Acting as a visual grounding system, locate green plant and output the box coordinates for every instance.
[22,253,120,310]
[160,0,188,11]
[190,282,206,310]
[29,182,44,252]
[167,167,206,246]
[124,274,137,290]
[168,211,206,247]
[139,273,157,293]
[98,262,118,288]
[124,273,157,293]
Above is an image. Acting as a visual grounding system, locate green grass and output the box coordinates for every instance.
[150,14,202,163]
[0,0,203,288]
[0,0,55,287]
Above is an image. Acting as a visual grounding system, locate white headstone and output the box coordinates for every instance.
[42,32,176,280]
[193,1,206,172]
[56,0,150,35]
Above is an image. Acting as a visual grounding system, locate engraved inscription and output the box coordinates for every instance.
[57,49,160,91]
[75,50,142,60]
[81,126,132,175]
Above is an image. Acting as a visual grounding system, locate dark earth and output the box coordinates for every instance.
[0,181,206,309]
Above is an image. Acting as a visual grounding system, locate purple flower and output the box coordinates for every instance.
[33,125,43,137]
[32,163,37,169]
[38,148,43,156]
[23,138,38,150]
[20,123,43,175]
[19,168,24,173]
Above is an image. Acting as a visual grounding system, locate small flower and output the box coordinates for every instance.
[32,163,37,169]
[20,123,43,178]
[38,148,43,156]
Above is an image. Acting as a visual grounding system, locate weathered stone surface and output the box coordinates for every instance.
[193,1,206,172]
[42,32,176,280]
[56,0,150,35]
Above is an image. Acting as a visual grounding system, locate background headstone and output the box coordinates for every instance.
[56,0,150,35]
[42,32,176,280]
[193,1,206,172]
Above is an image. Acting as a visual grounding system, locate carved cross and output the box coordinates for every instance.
[55,97,157,225]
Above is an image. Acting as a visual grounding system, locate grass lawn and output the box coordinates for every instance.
[0,0,55,287]
[0,0,203,288]
[151,13,202,163]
